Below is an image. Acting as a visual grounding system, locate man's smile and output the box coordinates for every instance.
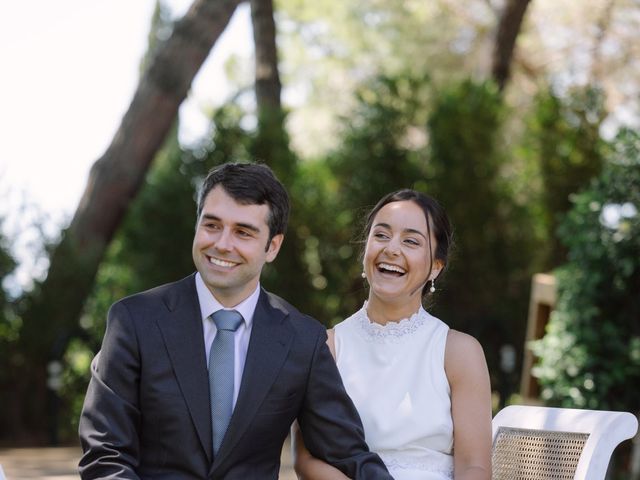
[207,255,240,269]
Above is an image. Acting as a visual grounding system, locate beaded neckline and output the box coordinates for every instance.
[355,302,429,342]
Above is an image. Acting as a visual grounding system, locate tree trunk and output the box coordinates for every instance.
[251,0,282,110]
[491,0,532,91]
[6,0,243,444]
[249,0,312,314]
[249,0,294,180]
[589,0,616,85]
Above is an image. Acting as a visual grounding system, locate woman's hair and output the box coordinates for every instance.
[362,189,453,296]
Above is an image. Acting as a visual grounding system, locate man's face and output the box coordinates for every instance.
[192,185,283,307]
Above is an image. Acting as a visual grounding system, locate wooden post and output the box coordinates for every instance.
[520,273,557,403]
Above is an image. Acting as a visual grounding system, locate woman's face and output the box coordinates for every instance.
[364,200,442,306]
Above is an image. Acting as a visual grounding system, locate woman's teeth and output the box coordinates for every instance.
[377,263,406,275]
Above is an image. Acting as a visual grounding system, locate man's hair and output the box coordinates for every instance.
[196,162,290,241]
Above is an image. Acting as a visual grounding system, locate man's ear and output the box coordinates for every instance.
[265,234,284,263]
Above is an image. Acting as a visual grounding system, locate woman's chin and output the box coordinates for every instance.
[370,288,413,305]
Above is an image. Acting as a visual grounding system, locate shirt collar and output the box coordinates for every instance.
[194,272,260,328]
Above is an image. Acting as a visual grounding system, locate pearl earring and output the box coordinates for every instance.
[429,279,436,293]
[361,272,366,279]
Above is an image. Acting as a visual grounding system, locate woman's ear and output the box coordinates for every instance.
[430,259,445,280]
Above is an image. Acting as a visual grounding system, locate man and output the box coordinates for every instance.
[78,162,391,479]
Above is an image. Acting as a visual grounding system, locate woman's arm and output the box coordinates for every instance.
[445,330,492,480]
[291,328,350,480]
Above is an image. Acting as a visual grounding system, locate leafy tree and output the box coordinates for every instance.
[524,85,606,267]
[318,74,433,320]
[276,0,497,157]
[491,0,533,91]
[427,79,539,401]
[0,217,19,441]
[0,218,17,324]
[531,128,640,412]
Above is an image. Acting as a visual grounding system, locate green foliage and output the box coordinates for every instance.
[0,216,22,438]
[287,158,346,323]
[252,107,298,185]
[330,75,432,205]
[277,0,493,143]
[531,129,640,411]
[0,217,17,327]
[316,74,433,320]
[524,86,606,267]
[426,80,537,391]
[0,225,17,345]
[250,107,312,312]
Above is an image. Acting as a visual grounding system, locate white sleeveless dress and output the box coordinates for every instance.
[334,305,454,480]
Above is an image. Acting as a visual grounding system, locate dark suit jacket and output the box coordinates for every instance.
[79,274,391,479]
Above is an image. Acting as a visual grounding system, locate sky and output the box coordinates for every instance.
[0,0,252,289]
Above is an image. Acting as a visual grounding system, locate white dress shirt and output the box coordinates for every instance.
[195,272,259,408]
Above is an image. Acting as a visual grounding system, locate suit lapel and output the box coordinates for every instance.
[212,290,294,468]
[156,274,213,463]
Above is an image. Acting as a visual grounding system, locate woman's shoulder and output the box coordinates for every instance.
[326,328,336,359]
[326,307,366,358]
[331,307,364,335]
[446,329,483,351]
[445,330,486,365]
[444,329,488,384]
[422,309,450,332]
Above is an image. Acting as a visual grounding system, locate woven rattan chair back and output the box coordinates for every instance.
[491,405,638,480]
[493,426,589,479]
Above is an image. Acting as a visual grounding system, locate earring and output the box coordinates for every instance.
[429,279,436,293]
[361,272,366,279]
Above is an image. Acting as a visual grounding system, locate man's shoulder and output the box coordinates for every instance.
[261,290,324,333]
[115,273,195,310]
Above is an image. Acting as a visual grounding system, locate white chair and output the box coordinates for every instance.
[492,405,638,480]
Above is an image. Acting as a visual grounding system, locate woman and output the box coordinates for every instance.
[293,189,492,479]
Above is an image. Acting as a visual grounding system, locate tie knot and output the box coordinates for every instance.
[212,309,243,332]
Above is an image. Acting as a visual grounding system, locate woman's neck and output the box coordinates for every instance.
[365,295,422,325]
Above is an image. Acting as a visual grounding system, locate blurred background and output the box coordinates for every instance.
[1,0,639,477]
